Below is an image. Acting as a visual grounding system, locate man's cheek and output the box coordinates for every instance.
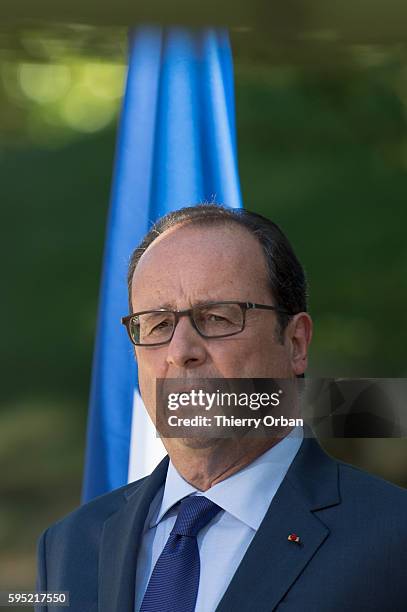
[138,372,156,421]
[216,342,273,378]
[138,362,154,394]
[212,348,248,378]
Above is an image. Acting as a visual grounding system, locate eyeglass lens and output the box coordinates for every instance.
[130,303,245,345]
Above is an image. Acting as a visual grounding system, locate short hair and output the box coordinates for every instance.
[127,203,308,340]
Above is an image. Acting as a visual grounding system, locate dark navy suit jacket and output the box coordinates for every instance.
[36,436,407,611]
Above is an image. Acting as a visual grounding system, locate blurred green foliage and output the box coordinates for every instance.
[0,23,406,592]
[235,61,407,377]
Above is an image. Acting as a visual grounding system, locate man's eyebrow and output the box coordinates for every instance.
[136,302,176,311]
[135,299,226,312]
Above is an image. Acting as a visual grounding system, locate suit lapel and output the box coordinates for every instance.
[216,436,340,612]
[98,456,169,612]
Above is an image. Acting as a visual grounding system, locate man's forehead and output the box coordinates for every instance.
[136,222,263,271]
[131,222,270,309]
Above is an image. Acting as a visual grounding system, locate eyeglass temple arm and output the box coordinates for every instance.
[246,302,293,315]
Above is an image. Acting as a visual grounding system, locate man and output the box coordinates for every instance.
[36,204,407,611]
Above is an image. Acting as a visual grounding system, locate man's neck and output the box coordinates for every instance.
[163,431,293,491]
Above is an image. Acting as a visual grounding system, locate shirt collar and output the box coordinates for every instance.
[150,426,304,531]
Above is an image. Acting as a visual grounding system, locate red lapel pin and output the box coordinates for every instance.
[288,533,300,544]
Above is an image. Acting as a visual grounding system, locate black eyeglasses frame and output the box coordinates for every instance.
[121,301,294,347]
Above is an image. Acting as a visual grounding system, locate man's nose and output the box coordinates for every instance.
[166,315,208,369]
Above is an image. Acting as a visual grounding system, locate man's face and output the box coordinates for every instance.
[131,222,311,422]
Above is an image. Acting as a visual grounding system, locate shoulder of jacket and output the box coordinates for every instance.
[46,476,148,535]
[337,459,407,503]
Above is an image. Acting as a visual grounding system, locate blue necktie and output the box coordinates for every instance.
[140,495,222,612]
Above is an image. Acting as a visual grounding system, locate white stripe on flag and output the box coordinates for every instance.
[128,389,166,482]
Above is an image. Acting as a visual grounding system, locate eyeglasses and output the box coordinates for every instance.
[121,301,293,347]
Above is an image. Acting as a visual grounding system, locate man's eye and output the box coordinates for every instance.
[141,317,173,337]
[207,313,227,322]
[151,320,171,332]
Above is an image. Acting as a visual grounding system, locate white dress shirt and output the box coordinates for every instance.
[134,426,304,611]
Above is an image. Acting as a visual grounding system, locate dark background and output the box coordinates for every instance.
[1,3,406,593]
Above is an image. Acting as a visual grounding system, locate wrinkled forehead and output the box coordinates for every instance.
[131,222,271,310]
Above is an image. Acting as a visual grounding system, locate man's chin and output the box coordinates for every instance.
[168,434,224,450]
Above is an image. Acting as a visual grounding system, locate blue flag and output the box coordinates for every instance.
[82,26,242,502]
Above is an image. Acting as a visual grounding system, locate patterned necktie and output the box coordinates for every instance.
[140,495,222,612]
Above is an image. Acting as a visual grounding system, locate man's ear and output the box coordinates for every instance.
[288,313,313,376]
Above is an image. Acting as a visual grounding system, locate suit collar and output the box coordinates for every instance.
[216,435,340,612]
[98,455,169,612]
[285,431,340,511]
